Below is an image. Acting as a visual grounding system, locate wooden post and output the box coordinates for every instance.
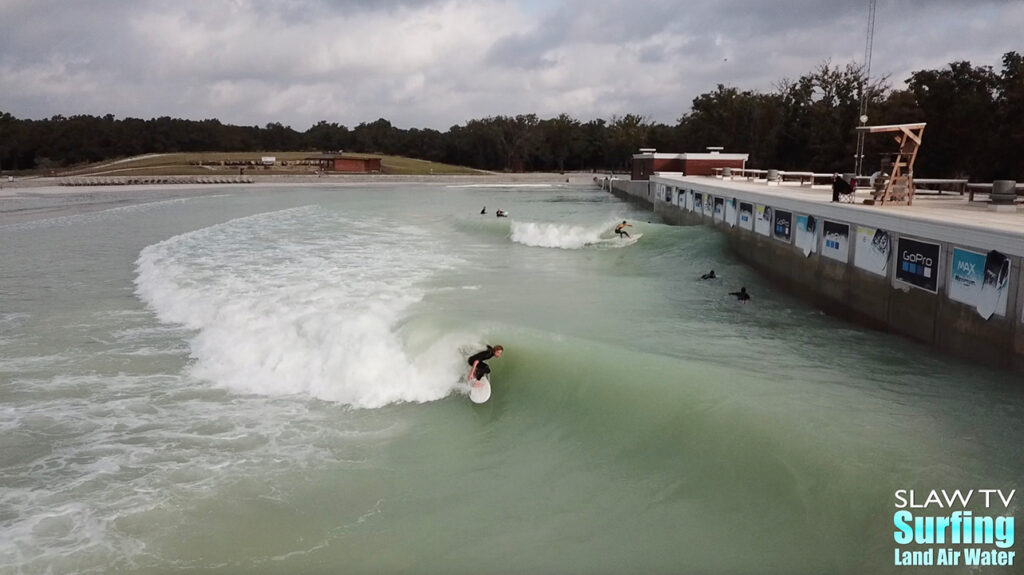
[856,123,925,206]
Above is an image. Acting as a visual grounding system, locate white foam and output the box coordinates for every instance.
[510,220,617,249]
[135,205,467,408]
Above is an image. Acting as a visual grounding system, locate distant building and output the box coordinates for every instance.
[631,147,748,180]
[307,153,383,173]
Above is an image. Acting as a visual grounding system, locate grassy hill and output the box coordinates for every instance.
[56,152,487,177]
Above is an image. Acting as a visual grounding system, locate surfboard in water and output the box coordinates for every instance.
[468,376,491,404]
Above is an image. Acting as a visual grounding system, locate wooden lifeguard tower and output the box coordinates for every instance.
[857,122,926,206]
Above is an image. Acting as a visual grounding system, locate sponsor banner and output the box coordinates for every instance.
[821,220,850,263]
[685,190,694,211]
[896,237,940,293]
[773,209,792,242]
[675,188,684,208]
[725,198,738,227]
[979,250,1011,320]
[713,197,725,221]
[755,205,772,236]
[854,226,891,277]
[703,194,714,217]
[739,202,753,230]
[795,215,817,257]
[693,192,703,213]
[950,248,1011,319]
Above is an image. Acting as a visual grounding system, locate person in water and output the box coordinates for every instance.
[729,287,750,301]
[700,270,717,280]
[496,209,507,218]
[480,206,487,214]
[467,345,503,383]
[614,220,632,238]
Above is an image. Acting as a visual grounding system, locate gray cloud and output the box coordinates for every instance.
[0,0,1019,130]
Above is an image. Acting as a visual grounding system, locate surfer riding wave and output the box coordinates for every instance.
[467,345,503,383]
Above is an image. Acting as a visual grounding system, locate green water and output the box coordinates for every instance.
[1,184,1020,574]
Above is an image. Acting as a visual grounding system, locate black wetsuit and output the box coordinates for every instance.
[730,290,750,301]
[467,346,496,380]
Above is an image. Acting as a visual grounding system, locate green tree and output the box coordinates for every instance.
[904,61,998,179]
[995,51,1024,179]
[607,114,650,171]
[539,113,582,172]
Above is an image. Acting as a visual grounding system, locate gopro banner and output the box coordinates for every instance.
[896,237,940,293]
[795,215,817,257]
[725,198,738,227]
[822,221,850,263]
[773,209,792,242]
[949,248,1011,319]
[703,194,714,217]
[693,192,703,213]
[854,226,891,277]
[755,205,772,236]
[739,202,753,230]
[713,197,725,221]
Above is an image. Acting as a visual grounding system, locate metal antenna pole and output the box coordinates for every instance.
[855,0,877,176]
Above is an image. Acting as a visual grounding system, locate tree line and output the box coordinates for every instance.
[1,52,1020,181]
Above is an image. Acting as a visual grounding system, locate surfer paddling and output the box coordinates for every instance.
[467,345,503,385]
[614,220,632,238]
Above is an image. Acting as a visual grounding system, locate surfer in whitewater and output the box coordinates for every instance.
[467,345,503,383]
[614,220,632,238]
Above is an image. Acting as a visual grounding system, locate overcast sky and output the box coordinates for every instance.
[1,0,1020,131]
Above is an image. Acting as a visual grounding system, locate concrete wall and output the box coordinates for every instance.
[608,178,653,209]
[638,177,1024,372]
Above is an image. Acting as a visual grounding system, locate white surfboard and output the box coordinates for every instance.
[468,376,491,404]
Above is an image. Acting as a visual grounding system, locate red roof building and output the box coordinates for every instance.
[631,148,748,180]
[308,153,383,173]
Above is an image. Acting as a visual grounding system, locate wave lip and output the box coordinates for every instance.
[510,220,613,249]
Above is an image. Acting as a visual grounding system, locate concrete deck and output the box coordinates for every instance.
[668,175,1024,257]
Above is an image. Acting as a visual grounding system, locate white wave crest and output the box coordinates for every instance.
[135,206,466,408]
[509,220,612,249]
